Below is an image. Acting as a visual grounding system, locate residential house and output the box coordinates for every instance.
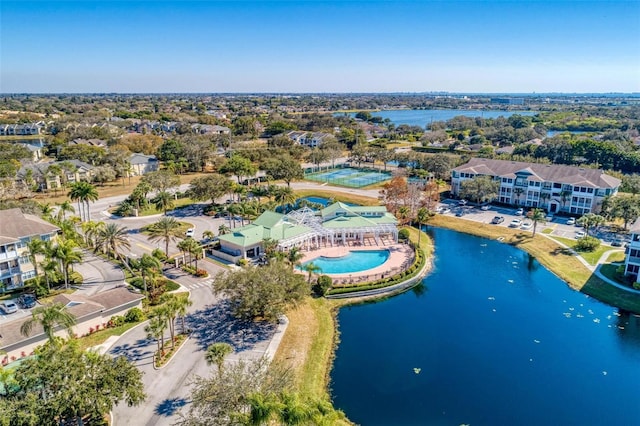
[191,124,231,135]
[0,122,46,136]
[451,158,620,215]
[18,160,95,191]
[212,202,397,263]
[69,138,108,148]
[286,131,333,148]
[624,221,640,281]
[0,208,59,292]
[0,287,144,361]
[19,143,44,162]
[129,153,159,176]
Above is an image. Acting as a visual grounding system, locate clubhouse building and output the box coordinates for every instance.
[210,202,398,263]
[451,158,621,215]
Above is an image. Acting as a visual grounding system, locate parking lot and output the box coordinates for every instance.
[436,200,629,246]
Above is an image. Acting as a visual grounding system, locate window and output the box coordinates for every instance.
[587,188,594,194]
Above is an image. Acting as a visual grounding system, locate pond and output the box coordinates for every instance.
[330,228,640,426]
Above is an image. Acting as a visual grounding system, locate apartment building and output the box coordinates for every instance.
[451,158,621,215]
[0,209,59,292]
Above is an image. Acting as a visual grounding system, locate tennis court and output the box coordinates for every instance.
[304,167,391,188]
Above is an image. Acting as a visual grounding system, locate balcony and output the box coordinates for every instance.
[0,250,18,261]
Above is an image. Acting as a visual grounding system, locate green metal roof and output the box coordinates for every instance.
[217,225,264,247]
[322,215,378,229]
[253,211,285,228]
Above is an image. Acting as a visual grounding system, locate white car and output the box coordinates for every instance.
[1,300,18,314]
[566,217,576,225]
[509,219,522,228]
[576,231,586,239]
[521,221,533,230]
[480,205,491,211]
[439,207,451,214]
[545,214,554,222]
[185,228,195,238]
[515,208,524,216]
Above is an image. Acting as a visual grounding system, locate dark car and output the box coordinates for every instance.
[18,294,36,309]
[611,239,623,247]
[491,216,505,224]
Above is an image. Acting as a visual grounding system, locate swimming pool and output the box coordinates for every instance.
[300,250,390,274]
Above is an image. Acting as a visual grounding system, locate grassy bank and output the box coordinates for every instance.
[428,215,640,313]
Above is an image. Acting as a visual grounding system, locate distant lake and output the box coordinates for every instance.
[330,228,640,426]
[336,109,535,127]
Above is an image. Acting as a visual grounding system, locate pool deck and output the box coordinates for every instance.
[299,240,414,285]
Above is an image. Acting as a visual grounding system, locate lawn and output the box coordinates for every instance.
[548,235,623,266]
[77,321,141,351]
[133,197,196,217]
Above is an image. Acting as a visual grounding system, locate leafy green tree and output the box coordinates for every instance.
[621,173,640,195]
[460,176,499,204]
[0,341,145,424]
[205,342,234,375]
[55,200,75,221]
[141,169,180,193]
[20,302,76,343]
[212,262,309,322]
[147,216,182,257]
[262,155,304,187]
[609,195,640,229]
[178,357,292,426]
[220,154,257,184]
[286,247,304,270]
[188,173,232,204]
[273,186,297,212]
[526,208,547,237]
[307,148,329,171]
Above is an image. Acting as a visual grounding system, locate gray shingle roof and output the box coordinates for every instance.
[453,158,620,189]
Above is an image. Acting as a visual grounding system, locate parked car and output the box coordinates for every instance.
[439,207,451,214]
[458,199,468,206]
[515,208,524,216]
[576,231,586,239]
[480,204,491,211]
[455,210,464,217]
[185,228,195,237]
[566,217,576,225]
[1,300,18,314]
[491,216,505,224]
[18,294,36,309]
[611,239,624,247]
[509,219,523,228]
[521,221,533,230]
[546,214,554,222]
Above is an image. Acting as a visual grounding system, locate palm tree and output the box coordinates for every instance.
[174,294,193,334]
[26,238,45,277]
[303,262,322,284]
[80,220,105,249]
[130,253,161,295]
[202,230,215,242]
[279,391,314,425]
[39,202,54,220]
[539,192,551,210]
[415,207,431,246]
[286,247,304,270]
[177,238,191,266]
[96,223,131,266]
[513,187,524,206]
[68,181,99,222]
[152,190,175,215]
[185,238,203,271]
[218,223,231,236]
[246,392,280,426]
[156,302,177,350]
[147,217,182,258]
[205,342,233,375]
[145,315,167,355]
[52,238,82,289]
[274,186,297,212]
[20,303,76,344]
[56,200,75,221]
[40,258,58,292]
[527,208,547,237]
[396,206,411,226]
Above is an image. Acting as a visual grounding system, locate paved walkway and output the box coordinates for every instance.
[74,250,126,296]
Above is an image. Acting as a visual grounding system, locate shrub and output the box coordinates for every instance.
[313,275,332,296]
[124,307,144,323]
[575,236,601,252]
[398,228,410,241]
[237,259,248,267]
[109,315,125,327]
[633,282,640,290]
[166,280,180,292]
[195,269,208,277]
[152,248,167,262]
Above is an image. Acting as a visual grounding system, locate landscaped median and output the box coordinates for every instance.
[428,214,640,314]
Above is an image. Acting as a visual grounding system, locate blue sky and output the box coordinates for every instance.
[1,0,639,93]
